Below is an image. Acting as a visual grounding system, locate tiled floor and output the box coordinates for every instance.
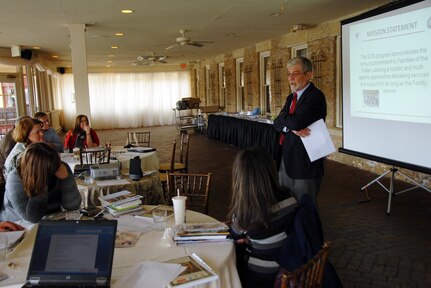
[97,126,431,287]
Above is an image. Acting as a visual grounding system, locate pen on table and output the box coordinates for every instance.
[191,253,214,272]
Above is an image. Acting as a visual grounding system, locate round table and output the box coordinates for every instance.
[0,208,241,288]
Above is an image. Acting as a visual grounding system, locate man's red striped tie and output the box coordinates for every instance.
[279,92,298,145]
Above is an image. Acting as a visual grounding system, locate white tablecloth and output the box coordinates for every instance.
[61,146,160,173]
[0,209,241,288]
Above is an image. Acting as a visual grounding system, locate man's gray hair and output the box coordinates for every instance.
[287,56,313,73]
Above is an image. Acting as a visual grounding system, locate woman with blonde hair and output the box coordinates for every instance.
[3,117,44,180]
[64,114,99,151]
[0,142,81,223]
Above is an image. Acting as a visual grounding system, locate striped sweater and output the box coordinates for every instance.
[229,195,298,287]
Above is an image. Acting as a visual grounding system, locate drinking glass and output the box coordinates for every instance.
[152,208,168,230]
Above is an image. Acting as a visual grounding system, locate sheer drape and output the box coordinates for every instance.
[52,71,191,130]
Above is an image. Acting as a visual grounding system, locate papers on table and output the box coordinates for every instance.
[115,215,153,232]
[113,260,185,288]
[3,230,26,248]
[96,178,130,187]
[300,119,336,162]
[127,147,156,153]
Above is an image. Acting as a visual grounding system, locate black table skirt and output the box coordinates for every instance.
[207,114,279,156]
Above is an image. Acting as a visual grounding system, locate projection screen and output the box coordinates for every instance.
[340,0,431,174]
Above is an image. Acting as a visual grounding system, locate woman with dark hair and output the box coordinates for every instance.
[227,146,298,288]
[0,142,81,223]
[64,114,100,150]
[3,117,44,180]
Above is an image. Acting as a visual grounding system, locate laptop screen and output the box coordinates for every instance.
[26,220,117,286]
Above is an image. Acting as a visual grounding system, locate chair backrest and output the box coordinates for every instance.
[279,241,331,288]
[167,172,211,214]
[80,146,111,166]
[126,132,151,147]
[178,133,190,172]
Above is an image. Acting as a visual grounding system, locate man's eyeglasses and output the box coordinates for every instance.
[287,71,306,79]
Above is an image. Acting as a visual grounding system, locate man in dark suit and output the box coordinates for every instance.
[273,57,327,205]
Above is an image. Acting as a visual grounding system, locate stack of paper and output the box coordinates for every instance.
[99,190,143,216]
[174,222,230,244]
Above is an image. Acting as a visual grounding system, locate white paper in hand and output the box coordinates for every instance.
[300,119,336,162]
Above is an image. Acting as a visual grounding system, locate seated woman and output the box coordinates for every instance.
[3,117,44,180]
[227,146,299,288]
[64,114,100,151]
[0,142,81,223]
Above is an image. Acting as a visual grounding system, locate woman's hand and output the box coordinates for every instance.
[0,221,24,232]
[234,238,248,244]
[83,124,91,134]
[55,163,69,180]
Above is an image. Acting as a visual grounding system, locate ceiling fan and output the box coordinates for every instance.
[166,30,214,50]
[132,53,168,66]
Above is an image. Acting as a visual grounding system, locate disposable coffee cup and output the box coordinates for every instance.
[172,196,187,225]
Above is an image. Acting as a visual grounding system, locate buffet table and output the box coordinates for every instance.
[1,208,241,288]
[207,113,279,156]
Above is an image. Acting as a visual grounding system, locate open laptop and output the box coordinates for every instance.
[23,220,117,288]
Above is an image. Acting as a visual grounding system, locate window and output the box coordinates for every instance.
[236,58,244,111]
[218,63,226,109]
[291,43,308,58]
[195,68,200,99]
[205,65,210,105]
[259,51,271,114]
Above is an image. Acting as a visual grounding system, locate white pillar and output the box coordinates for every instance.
[69,24,91,118]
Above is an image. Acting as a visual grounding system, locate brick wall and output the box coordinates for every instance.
[189,20,431,188]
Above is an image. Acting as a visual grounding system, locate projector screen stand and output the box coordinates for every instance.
[361,166,431,215]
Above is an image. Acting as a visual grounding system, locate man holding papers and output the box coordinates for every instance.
[273,56,327,206]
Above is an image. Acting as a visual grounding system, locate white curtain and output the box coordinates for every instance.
[53,71,191,130]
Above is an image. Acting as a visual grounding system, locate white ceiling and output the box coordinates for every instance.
[0,0,387,69]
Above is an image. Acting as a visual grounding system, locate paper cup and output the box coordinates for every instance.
[172,196,187,225]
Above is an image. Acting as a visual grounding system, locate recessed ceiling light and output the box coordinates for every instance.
[111,46,119,49]
[33,46,41,50]
[109,54,115,57]
[52,55,59,58]
[121,9,134,14]
[114,32,124,36]
[107,60,112,63]
[270,12,282,17]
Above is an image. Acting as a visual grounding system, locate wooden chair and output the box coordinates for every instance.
[167,172,212,214]
[159,140,176,203]
[278,241,332,288]
[159,133,190,173]
[79,146,111,166]
[126,131,151,147]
